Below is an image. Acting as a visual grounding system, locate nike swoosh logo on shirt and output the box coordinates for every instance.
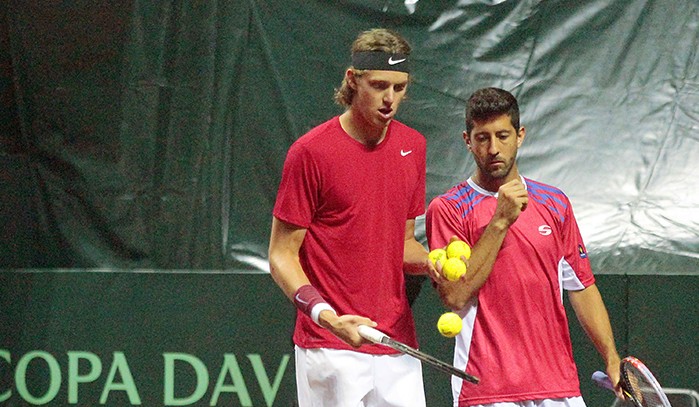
[388,56,407,65]
[401,149,413,156]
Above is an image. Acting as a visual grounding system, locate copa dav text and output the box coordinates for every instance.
[0,350,291,406]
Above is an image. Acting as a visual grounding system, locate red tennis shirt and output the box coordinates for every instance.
[274,116,426,353]
[426,177,595,406]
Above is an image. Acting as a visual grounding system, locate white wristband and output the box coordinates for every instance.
[310,303,336,326]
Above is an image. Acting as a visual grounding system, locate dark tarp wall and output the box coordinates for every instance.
[2,0,698,273]
[2,1,699,406]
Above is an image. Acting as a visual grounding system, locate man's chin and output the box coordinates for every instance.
[369,120,391,133]
[377,116,393,126]
[486,169,507,178]
[480,169,510,182]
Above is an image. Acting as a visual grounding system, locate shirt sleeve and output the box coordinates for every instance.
[561,200,595,290]
[272,143,318,228]
[425,196,469,250]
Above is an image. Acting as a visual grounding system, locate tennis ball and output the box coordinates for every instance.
[437,312,462,338]
[428,248,447,266]
[442,257,466,281]
[446,240,471,260]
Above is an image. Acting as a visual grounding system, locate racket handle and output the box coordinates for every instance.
[592,370,615,390]
[357,325,387,343]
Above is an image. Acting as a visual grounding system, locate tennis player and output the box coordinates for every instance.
[426,87,622,406]
[268,28,437,406]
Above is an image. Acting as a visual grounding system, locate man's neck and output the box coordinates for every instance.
[472,169,521,192]
[339,110,387,147]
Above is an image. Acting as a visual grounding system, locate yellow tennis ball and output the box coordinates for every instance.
[446,240,471,260]
[442,257,466,281]
[437,312,462,338]
[428,248,447,266]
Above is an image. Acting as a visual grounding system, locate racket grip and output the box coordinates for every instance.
[592,370,614,390]
[357,325,387,343]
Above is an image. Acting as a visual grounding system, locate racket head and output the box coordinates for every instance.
[619,356,671,407]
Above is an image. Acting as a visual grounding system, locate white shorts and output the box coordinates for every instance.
[469,396,586,407]
[295,346,426,407]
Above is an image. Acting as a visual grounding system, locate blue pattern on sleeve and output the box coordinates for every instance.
[526,179,568,222]
[442,183,486,219]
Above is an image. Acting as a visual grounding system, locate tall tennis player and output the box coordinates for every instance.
[268,28,438,407]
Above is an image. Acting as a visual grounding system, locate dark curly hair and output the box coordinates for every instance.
[465,87,520,135]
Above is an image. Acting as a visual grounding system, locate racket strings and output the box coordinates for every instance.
[623,365,667,407]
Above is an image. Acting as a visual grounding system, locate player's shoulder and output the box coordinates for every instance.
[524,177,570,201]
[287,117,343,160]
[294,117,340,145]
[389,119,426,142]
[524,177,575,221]
[441,179,473,199]
[428,180,474,210]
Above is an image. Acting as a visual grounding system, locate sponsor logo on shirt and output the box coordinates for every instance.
[538,225,552,236]
[578,244,588,259]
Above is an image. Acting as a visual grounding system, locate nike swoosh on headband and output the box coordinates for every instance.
[351,51,410,73]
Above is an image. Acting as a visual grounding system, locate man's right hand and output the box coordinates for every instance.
[493,178,528,227]
[318,311,377,348]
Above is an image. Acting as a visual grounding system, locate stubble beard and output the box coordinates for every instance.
[477,156,515,184]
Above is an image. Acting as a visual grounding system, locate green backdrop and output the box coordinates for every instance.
[1,0,698,405]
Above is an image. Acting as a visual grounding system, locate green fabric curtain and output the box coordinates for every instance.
[2,0,698,273]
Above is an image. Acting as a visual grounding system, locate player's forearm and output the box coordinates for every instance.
[403,237,430,275]
[569,285,621,366]
[268,251,310,301]
[268,217,311,300]
[439,220,509,309]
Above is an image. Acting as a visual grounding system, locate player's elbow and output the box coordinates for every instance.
[439,288,472,311]
[267,248,291,285]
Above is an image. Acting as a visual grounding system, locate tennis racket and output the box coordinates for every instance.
[357,325,479,384]
[591,356,671,407]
